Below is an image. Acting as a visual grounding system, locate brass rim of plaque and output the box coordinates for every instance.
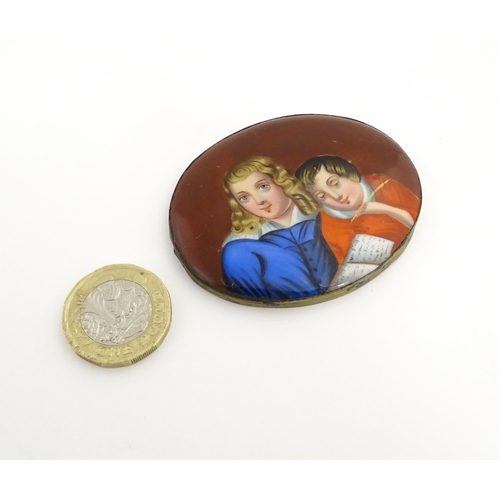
[172,222,419,308]
[62,264,172,367]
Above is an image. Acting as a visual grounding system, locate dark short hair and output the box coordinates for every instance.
[295,155,362,185]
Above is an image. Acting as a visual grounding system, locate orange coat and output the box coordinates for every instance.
[320,175,421,266]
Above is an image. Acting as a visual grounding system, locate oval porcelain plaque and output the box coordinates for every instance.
[170,115,422,307]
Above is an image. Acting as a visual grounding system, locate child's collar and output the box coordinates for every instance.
[222,205,317,246]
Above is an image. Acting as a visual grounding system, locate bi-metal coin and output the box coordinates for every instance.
[62,264,171,367]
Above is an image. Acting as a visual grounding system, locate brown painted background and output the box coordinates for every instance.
[169,115,422,293]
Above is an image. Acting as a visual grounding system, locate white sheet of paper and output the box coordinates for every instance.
[345,234,394,265]
[334,263,378,287]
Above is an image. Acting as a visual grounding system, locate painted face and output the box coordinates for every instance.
[306,166,364,211]
[229,171,292,220]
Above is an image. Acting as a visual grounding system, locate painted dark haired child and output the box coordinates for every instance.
[295,155,421,267]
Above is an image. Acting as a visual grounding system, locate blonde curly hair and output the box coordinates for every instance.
[223,156,320,235]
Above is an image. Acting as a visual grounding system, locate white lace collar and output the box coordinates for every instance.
[222,205,317,246]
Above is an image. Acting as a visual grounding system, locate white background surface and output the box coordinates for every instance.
[1,38,500,463]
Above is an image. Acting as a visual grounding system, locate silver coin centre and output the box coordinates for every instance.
[80,279,152,346]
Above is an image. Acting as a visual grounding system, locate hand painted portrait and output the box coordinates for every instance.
[170,115,422,306]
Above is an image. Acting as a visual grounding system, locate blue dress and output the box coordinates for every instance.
[222,215,338,300]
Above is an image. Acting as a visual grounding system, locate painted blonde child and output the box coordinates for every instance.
[221,156,339,300]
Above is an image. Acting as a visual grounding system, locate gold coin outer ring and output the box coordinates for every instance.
[62,264,172,367]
